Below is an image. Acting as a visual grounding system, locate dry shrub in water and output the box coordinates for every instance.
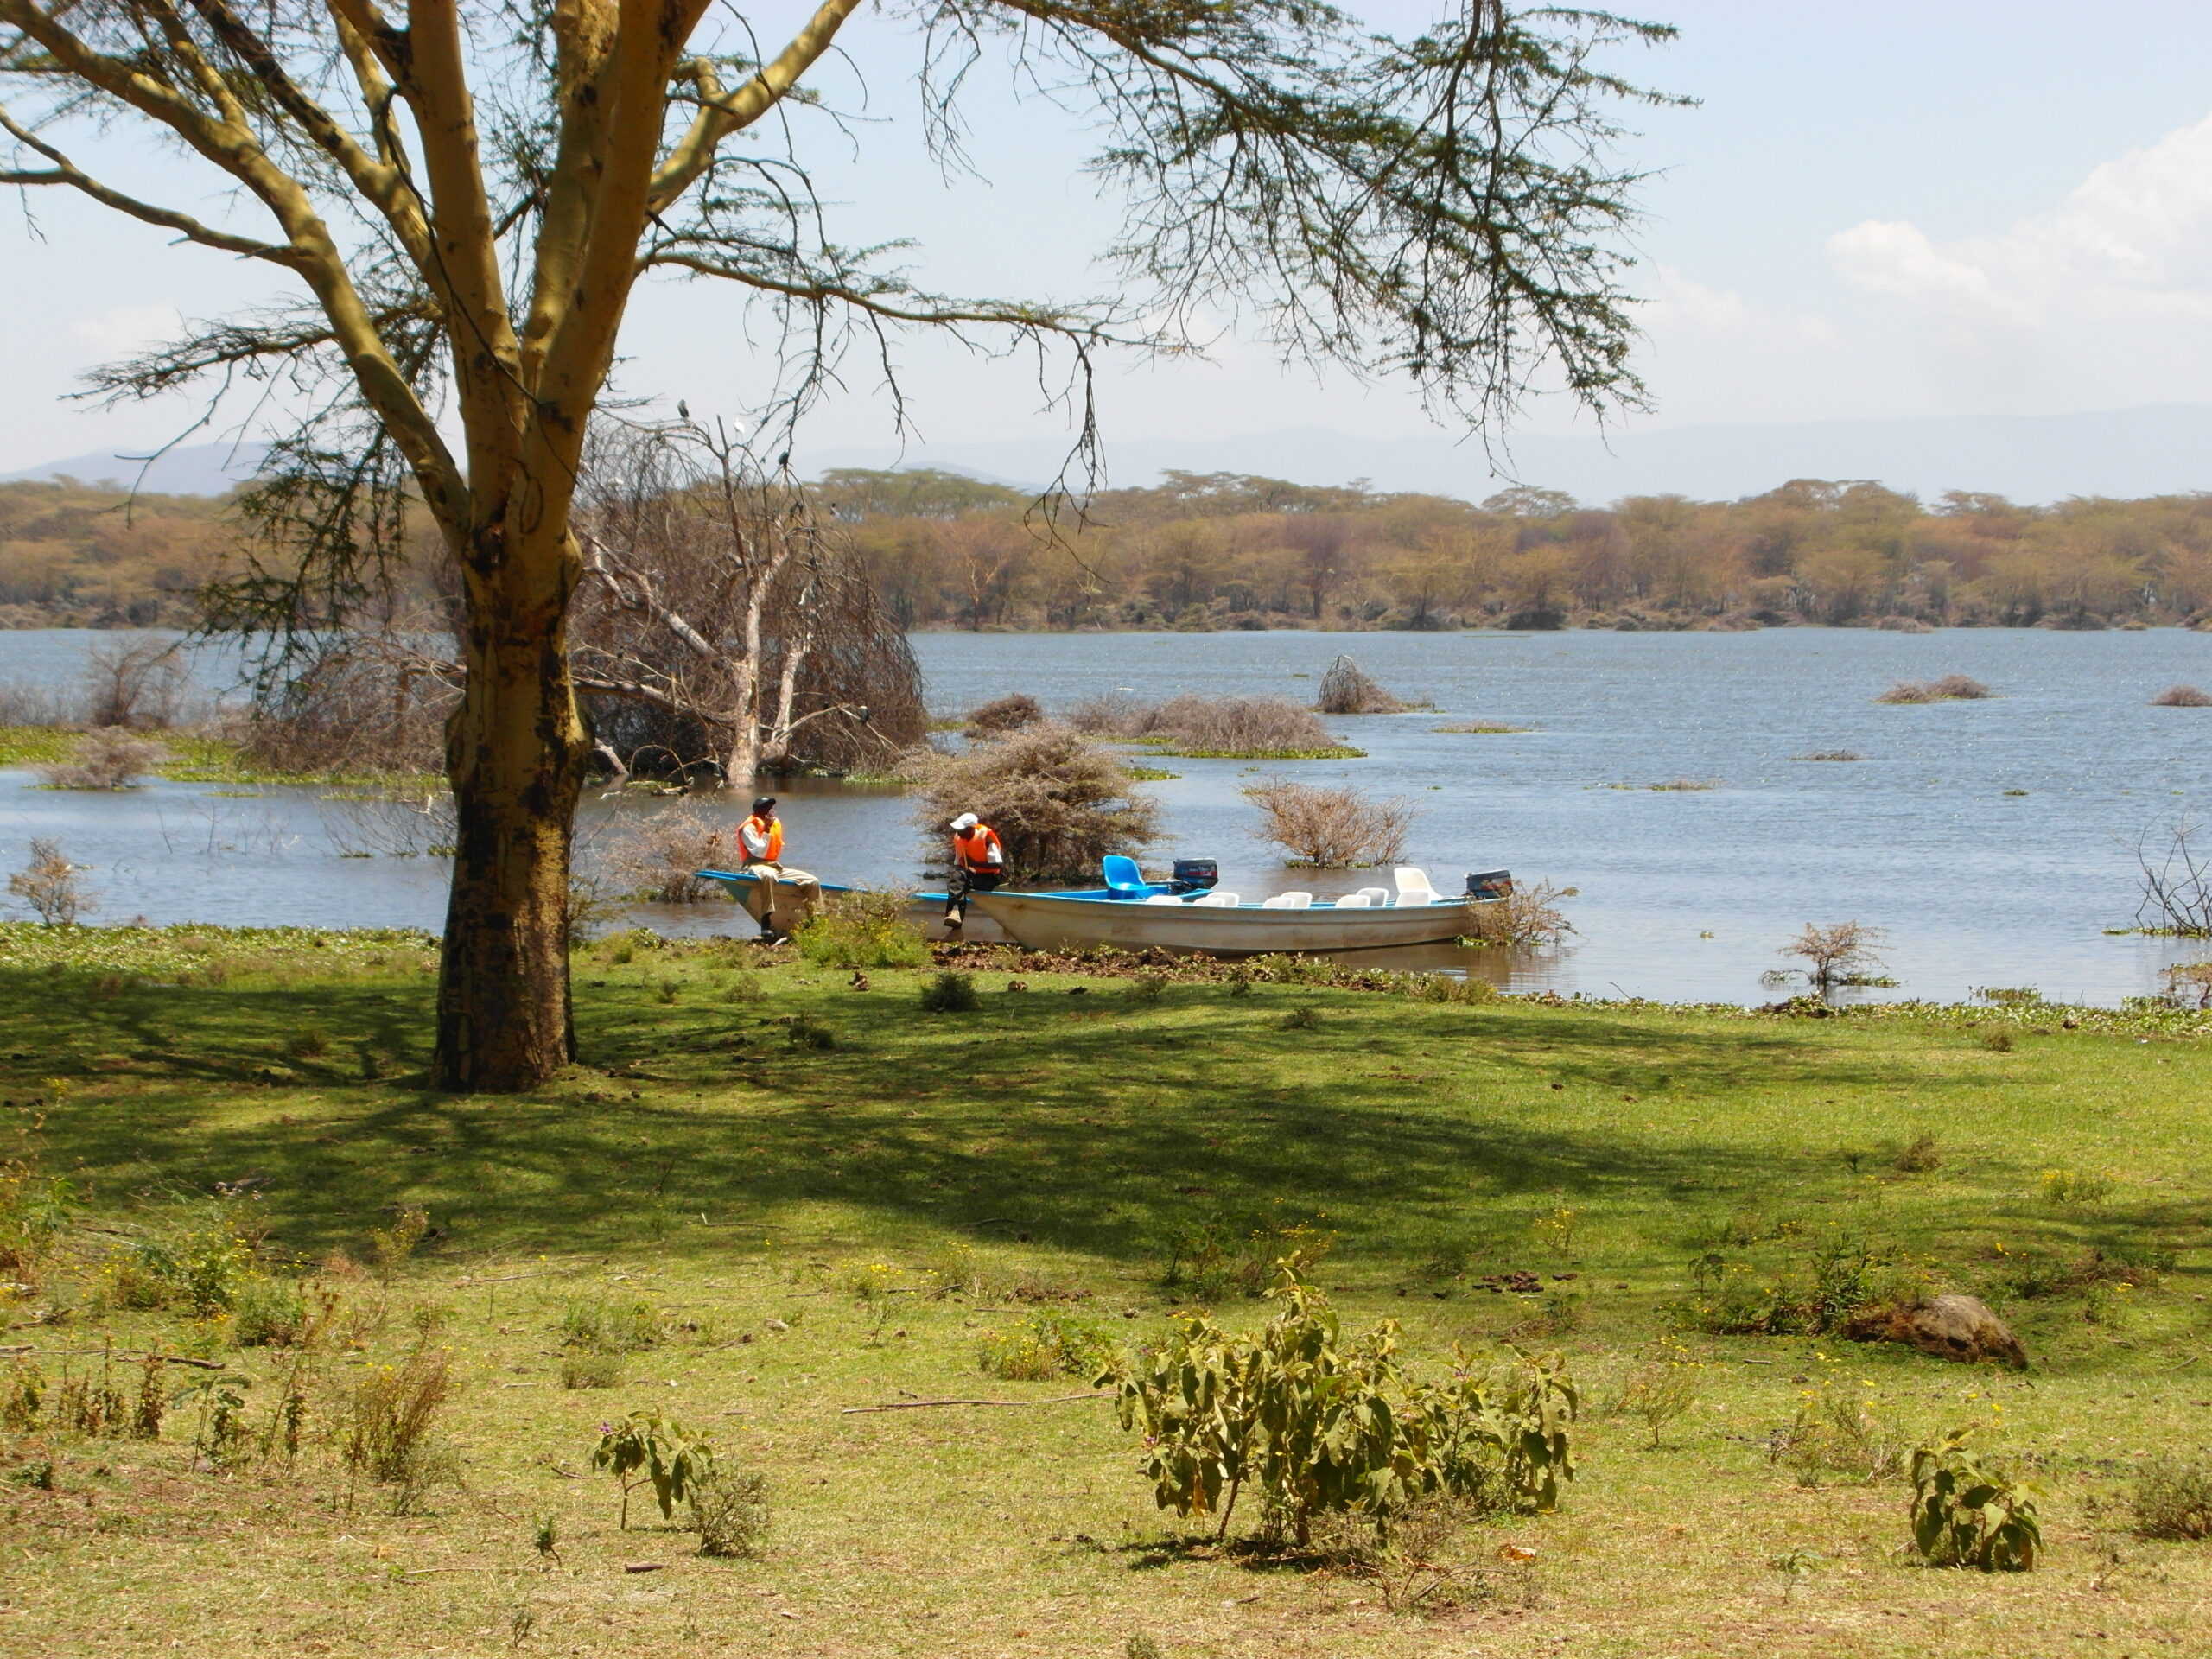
[964,693,1041,735]
[2152,683,2212,708]
[1314,654,1406,714]
[1243,778,1416,868]
[82,637,190,730]
[1065,692,1147,736]
[0,678,80,727]
[238,639,454,777]
[601,803,738,902]
[1771,921,1888,988]
[1878,675,1992,704]
[904,721,1159,881]
[1462,880,1573,947]
[1145,693,1345,756]
[37,728,166,790]
[1796,750,1861,761]
[8,837,96,925]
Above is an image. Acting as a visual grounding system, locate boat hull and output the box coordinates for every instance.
[968,889,1482,956]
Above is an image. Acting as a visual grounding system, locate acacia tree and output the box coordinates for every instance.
[1,0,1671,1090]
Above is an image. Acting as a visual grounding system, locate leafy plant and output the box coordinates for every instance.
[561,1354,622,1389]
[1608,1338,1704,1448]
[793,891,929,970]
[977,1310,1117,1381]
[1103,1262,1575,1547]
[785,1013,836,1049]
[594,1411,716,1530]
[0,1155,74,1286]
[918,971,980,1013]
[560,1297,665,1354]
[1910,1427,2041,1571]
[370,1205,431,1278]
[2040,1167,2110,1205]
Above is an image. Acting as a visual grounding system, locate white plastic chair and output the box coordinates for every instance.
[1357,887,1390,906]
[1192,891,1239,907]
[1332,893,1371,908]
[1394,867,1440,906]
[1142,893,1185,905]
[1261,892,1313,910]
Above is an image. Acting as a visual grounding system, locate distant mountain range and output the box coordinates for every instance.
[1,442,268,496]
[14,404,2212,505]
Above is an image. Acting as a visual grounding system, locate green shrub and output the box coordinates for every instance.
[691,1467,771,1558]
[794,891,928,970]
[2040,1167,2110,1205]
[1910,1427,2041,1571]
[0,1157,74,1287]
[594,1411,715,1531]
[561,1353,623,1389]
[1103,1262,1575,1547]
[977,1310,1117,1381]
[232,1275,308,1346]
[2134,1458,2212,1540]
[918,971,980,1013]
[560,1297,664,1354]
[785,1012,836,1049]
[105,1197,264,1314]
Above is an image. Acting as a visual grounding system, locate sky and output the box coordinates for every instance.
[9,1,2212,472]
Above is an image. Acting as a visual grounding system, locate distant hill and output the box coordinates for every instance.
[808,405,2212,507]
[0,442,268,498]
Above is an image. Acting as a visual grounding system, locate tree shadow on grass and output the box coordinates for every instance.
[3,971,2190,1274]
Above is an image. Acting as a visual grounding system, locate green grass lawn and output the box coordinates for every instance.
[3,925,2210,1656]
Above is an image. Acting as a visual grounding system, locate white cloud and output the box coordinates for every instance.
[1826,110,2212,379]
[68,303,185,358]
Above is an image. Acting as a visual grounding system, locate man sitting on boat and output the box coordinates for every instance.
[735,797,821,941]
[944,812,1006,927]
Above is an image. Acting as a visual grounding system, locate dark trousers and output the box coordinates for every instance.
[946,867,1003,919]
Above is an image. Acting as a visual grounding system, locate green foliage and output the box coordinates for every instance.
[2133,1458,2212,1541]
[1770,1363,1906,1487]
[594,1411,716,1530]
[369,1205,430,1277]
[793,891,928,970]
[918,971,980,1014]
[1674,1235,1910,1338]
[1910,1428,2042,1571]
[99,1196,264,1315]
[785,1013,836,1049]
[232,1275,308,1346]
[560,1297,664,1355]
[1608,1338,1705,1449]
[0,1156,74,1285]
[1103,1262,1576,1547]
[2040,1166,2111,1205]
[1160,1216,1331,1301]
[976,1310,1117,1382]
[343,1348,454,1512]
[561,1354,622,1389]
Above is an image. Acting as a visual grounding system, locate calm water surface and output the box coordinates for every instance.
[5,626,2210,1006]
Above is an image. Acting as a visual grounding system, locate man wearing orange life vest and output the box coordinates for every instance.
[943,811,1006,927]
[736,796,822,941]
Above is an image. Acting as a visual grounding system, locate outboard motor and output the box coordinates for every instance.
[1465,869,1514,901]
[1170,858,1220,893]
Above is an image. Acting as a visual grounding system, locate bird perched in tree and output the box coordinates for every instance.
[677,399,690,420]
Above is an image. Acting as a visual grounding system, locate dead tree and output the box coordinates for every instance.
[570,423,924,783]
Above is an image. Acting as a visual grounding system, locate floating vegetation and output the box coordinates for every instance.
[1609,779,1720,792]
[1435,721,1532,734]
[1794,750,1861,762]
[2152,684,2212,707]
[1877,675,1993,704]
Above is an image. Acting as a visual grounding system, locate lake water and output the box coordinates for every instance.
[5,626,2211,1006]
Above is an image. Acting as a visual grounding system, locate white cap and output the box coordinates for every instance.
[951,812,980,830]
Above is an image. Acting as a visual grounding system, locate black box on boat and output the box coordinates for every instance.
[1170,859,1219,893]
[1465,869,1514,900]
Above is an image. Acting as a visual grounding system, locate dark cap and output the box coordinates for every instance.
[751,796,777,814]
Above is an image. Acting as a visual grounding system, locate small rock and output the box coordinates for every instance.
[764,1317,790,1332]
[1845,1293,2027,1367]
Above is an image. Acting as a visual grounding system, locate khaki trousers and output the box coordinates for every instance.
[738,862,822,934]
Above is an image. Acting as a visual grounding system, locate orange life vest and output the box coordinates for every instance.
[741,813,783,863]
[951,823,1004,873]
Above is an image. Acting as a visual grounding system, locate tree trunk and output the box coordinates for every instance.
[434,520,592,1093]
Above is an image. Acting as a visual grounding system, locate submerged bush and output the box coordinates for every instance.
[903,721,1159,881]
[794,890,928,969]
[2152,683,2212,708]
[964,693,1042,735]
[36,728,167,791]
[600,804,740,903]
[1314,654,1406,715]
[1145,693,1357,758]
[1243,779,1416,868]
[1878,675,1993,704]
[1461,880,1574,948]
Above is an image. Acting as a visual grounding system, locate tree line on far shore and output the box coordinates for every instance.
[10,468,2212,639]
[826,469,2212,634]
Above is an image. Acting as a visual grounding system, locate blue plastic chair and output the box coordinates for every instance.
[1101,855,1152,899]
